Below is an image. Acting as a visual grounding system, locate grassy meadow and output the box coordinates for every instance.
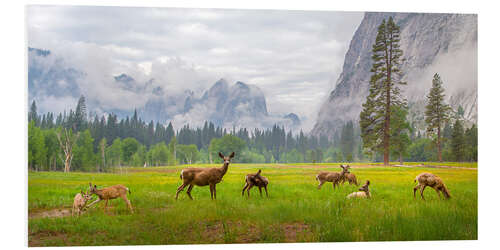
[28,163,477,246]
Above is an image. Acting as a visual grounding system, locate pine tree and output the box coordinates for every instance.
[28,100,39,126]
[360,17,406,165]
[390,106,411,164]
[425,73,451,162]
[74,95,87,131]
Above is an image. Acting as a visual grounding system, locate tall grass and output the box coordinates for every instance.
[28,163,477,246]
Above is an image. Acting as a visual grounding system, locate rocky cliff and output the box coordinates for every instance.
[312,12,477,138]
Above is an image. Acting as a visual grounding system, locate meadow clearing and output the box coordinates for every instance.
[27,163,477,246]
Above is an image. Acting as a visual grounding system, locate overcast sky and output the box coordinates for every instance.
[27,5,363,131]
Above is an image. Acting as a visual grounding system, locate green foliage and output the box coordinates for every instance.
[390,106,411,163]
[121,137,140,164]
[451,119,465,162]
[425,73,451,161]
[28,121,46,170]
[239,149,266,163]
[209,135,246,162]
[177,144,199,164]
[407,138,436,162]
[73,129,95,171]
[149,142,169,166]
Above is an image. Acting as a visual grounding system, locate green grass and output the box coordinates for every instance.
[28,163,477,246]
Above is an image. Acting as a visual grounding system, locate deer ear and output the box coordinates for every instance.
[89,182,92,188]
[94,185,97,189]
[218,152,224,159]
[229,152,235,158]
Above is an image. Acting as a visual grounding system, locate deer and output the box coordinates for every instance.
[175,152,234,200]
[72,189,93,216]
[87,183,134,213]
[242,169,269,197]
[316,164,350,190]
[347,180,371,199]
[413,172,451,200]
[341,165,359,186]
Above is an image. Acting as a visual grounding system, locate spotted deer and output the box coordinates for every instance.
[72,189,93,216]
[316,165,350,190]
[347,180,371,199]
[413,172,451,200]
[176,152,234,200]
[87,183,133,213]
[242,169,269,197]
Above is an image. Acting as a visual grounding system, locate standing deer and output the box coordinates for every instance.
[175,152,234,200]
[413,172,451,200]
[347,180,371,199]
[87,183,133,213]
[242,169,269,197]
[316,165,350,190]
[72,189,93,216]
[340,165,359,186]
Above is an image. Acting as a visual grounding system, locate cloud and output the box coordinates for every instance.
[26,5,363,131]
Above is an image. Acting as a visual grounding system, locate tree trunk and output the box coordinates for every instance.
[64,154,71,172]
[399,152,403,165]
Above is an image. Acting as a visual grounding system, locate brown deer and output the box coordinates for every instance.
[347,180,371,199]
[175,152,234,200]
[87,183,134,213]
[413,172,451,200]
[341,165,359,186]
[242,169,269,197]
[72,189,93,216]
[316,165,350,190]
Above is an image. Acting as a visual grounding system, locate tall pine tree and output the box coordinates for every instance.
[425,73,451,162]
[360,17,406,165]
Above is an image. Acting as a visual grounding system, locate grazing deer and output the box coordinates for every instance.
[339,165,359,186]
[242,169,269,197]
[72,189,93,216]
[176,152,234,200]
[347,180,371,199]
[87,183,134,213]
[316,165,350,190]
[413,172,451,200]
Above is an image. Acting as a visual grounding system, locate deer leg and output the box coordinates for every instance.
[209,184,214,200]
[264,185,269,197]
[258,186,263,197]
[105,199,109,212]
[121,195,134,213]
[413,185,419,199]
[213,185,217,200]
[434,188,441,199]
[420,185,427,200]
[186,184,194,200]
[242,182,249,196]
[247,184,254,197]
[175,183,187,200]
[317,181,324,190]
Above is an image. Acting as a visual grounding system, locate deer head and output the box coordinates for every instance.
[359,180,370,192]
[340,164,351,174]
[219,152,235,164]
[88,182,98,195]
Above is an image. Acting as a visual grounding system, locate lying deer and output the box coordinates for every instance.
[340,165,359,186]
[316,165,350,190]
[176,152,234,200]
[242,169,269,197]
[72,189,93,216]
[413,172,451,200]
[87,183,134,213]
[347,180,371,199]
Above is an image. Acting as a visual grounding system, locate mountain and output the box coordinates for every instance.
[180,79,270,127]
[312,12,477,139]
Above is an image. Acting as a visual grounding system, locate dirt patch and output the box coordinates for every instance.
[280,222,313,242]
[29,208,72,219]
[29,230,68,247]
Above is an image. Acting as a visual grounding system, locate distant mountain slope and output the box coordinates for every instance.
[312,12,477,138]
[28,48,300,130]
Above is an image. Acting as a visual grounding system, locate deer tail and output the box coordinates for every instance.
[127,187,131,194]
[180,170,184,180]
